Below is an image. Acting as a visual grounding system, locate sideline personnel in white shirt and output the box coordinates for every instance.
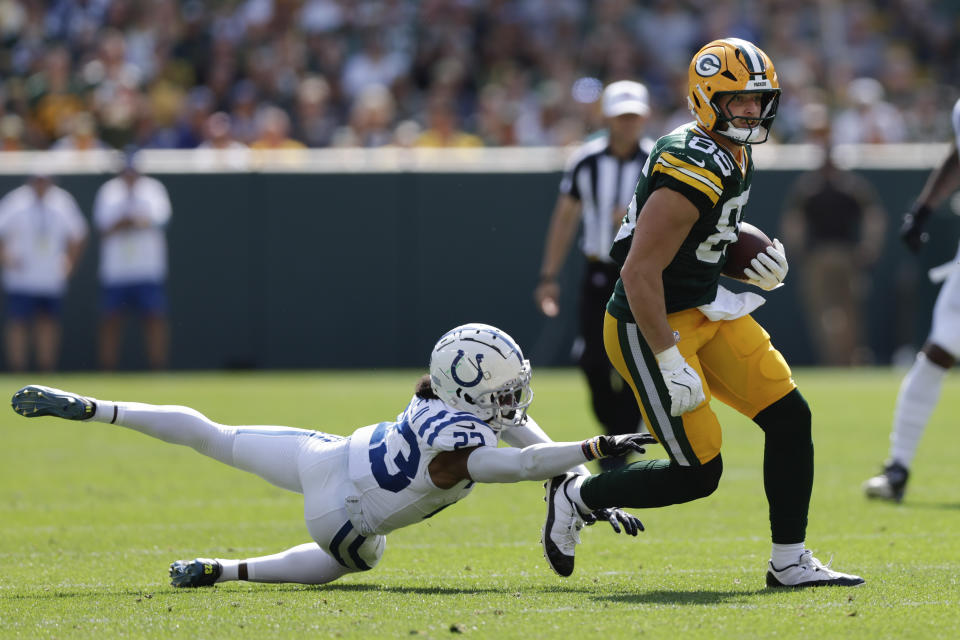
[93,150,172,369]
[0,173,87,371]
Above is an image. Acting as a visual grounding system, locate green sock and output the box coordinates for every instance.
[580,455,722,509]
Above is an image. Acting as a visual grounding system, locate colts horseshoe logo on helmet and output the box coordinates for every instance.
[450,350,484,387]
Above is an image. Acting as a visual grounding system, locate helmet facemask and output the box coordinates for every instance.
[472,360,534,430]
[710,89,780,144]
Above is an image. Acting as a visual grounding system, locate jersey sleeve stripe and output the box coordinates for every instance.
[659,152,723,189]
[652,161,722,205]
[416,410,450,436]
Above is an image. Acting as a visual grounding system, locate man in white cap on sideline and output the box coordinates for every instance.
[534,80,654,469]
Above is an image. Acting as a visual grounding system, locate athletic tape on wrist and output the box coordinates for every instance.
[581,437,603,460]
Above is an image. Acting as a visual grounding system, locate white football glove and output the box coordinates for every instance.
[743,239,788,291]
[655,345,705,417]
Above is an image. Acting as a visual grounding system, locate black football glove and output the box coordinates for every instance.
[900,203,932,254]
[584,507,644,536]
[581,432,657,461]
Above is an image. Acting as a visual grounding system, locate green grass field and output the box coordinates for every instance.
[1,368,958,639]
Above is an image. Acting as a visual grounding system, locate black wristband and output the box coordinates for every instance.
[909,203,933,224]
[539,274,557,284]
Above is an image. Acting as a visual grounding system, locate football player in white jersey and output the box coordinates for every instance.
[863,97,960,502]
[11,323,650,587]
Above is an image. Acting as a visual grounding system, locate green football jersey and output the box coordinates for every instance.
[608,122,754,319]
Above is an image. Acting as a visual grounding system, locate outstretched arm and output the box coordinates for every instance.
[428,433,655,488]
[500,415,589,475]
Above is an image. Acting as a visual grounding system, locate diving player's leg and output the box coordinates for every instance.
[93,402,328,493]
[171,543,355,587]
[12,387,239,465]
[181,518,385,587]
[11,386,322,493]
[172,436,384,587]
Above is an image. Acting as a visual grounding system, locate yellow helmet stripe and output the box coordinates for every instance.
[659,152,724,190]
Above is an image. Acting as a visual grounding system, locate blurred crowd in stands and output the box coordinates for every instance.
[0,0,958,152]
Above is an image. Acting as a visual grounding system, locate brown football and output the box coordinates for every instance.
[722,222,773,280]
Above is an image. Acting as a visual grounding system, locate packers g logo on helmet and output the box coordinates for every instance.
[687,38,781,144]
[695,53,721,77]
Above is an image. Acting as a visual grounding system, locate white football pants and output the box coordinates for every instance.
[93,401,385,583]
[929,240,960,358]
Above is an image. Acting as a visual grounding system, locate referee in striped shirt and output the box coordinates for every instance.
[535,81,652,470]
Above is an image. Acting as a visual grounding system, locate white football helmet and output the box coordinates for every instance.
[429,323,533,430]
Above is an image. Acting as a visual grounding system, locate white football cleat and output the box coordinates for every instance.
[541,473,585,577]
[766,550,864,588]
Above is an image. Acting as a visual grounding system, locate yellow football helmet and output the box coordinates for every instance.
[687,38,780,144]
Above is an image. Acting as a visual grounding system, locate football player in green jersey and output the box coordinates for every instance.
[540,38,864,588]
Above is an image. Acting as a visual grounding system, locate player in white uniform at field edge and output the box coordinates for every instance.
[11,323,649,587]
[863,97,960,502]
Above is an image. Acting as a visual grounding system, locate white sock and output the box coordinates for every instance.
[217,559,240,582]
[889,353,947,468]
[91,399,118,423]
[770,542,805,569]
[90,401,236,466]
[566,474,590,514]
[217,543,350,584]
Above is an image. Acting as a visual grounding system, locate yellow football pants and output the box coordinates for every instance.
[604,308,796,466]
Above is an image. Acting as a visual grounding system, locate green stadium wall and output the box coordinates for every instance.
[0,168,955,371]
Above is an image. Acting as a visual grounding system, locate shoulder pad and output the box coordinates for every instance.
[650,141,725,207]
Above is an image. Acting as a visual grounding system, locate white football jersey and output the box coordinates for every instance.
[346,395,499,535]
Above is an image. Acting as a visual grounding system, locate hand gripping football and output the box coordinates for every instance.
[722,222,773,280]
